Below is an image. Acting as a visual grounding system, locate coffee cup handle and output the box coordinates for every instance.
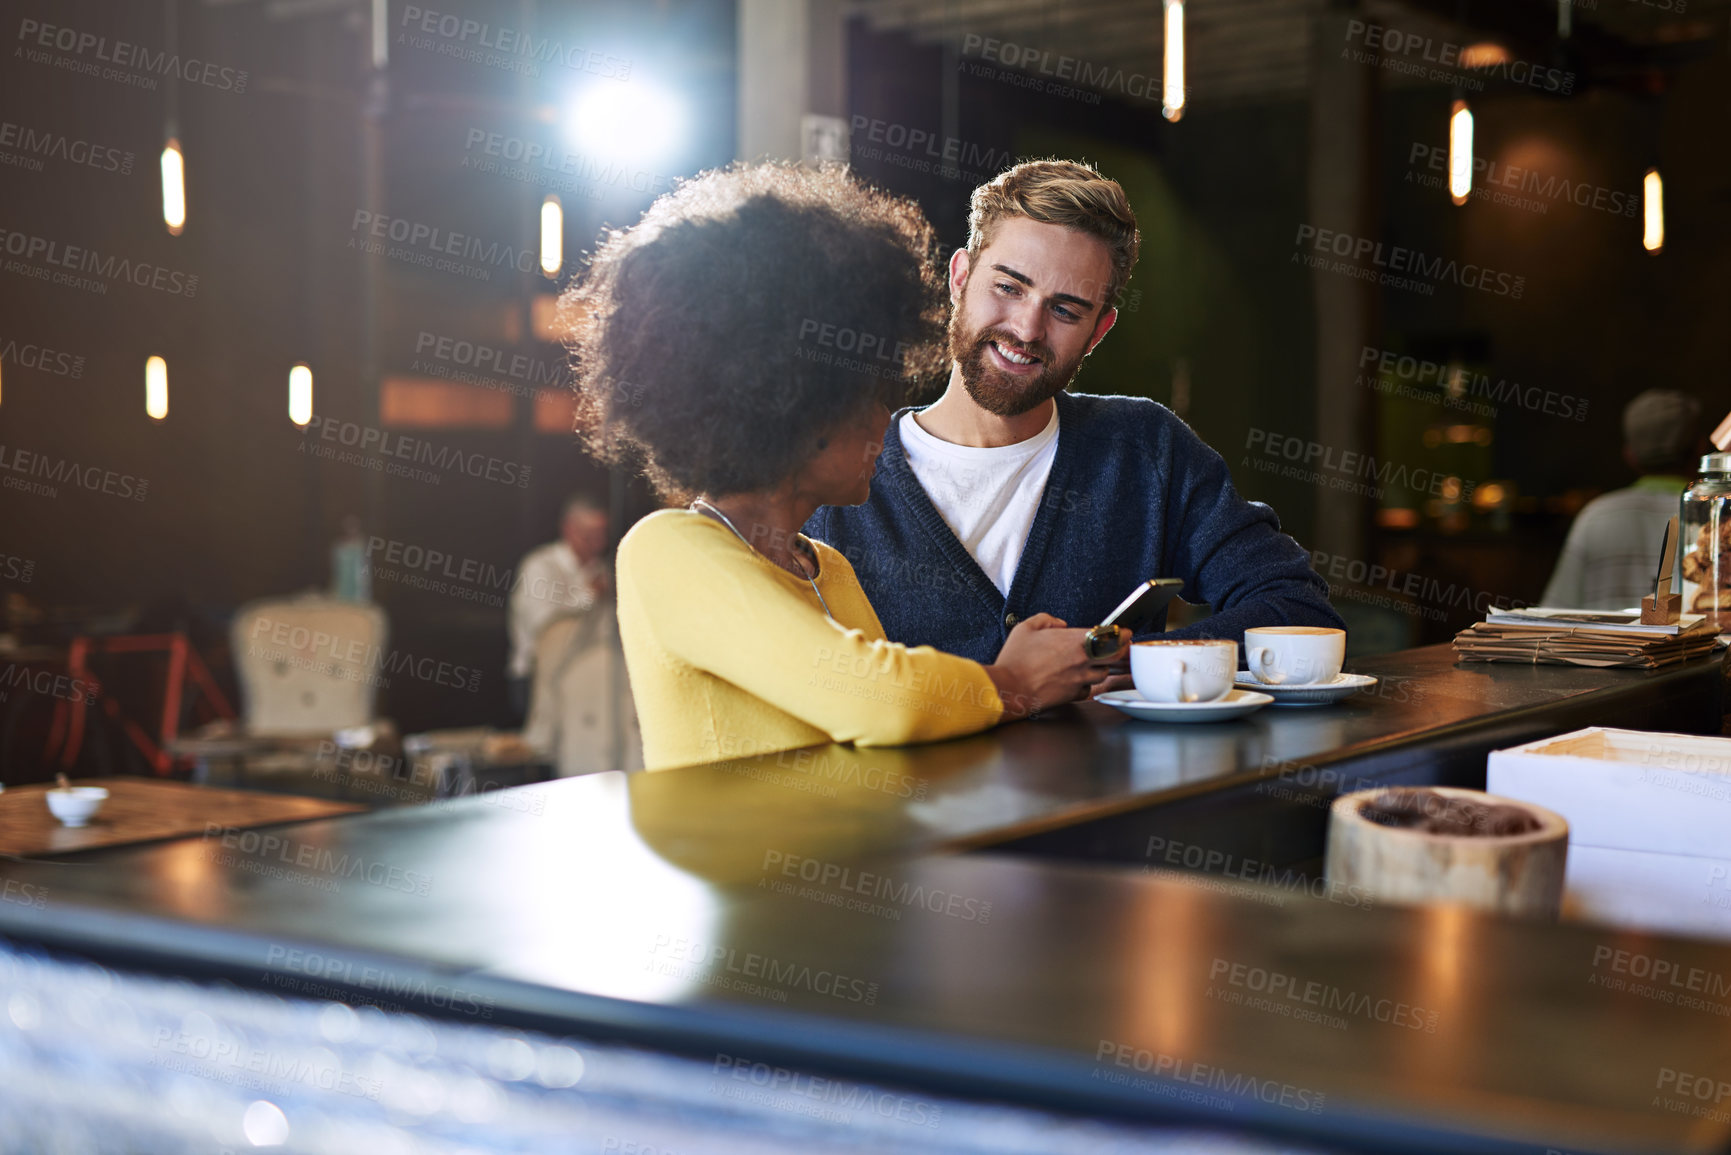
[1159,659,1194,703]
[1249,646,1286,686]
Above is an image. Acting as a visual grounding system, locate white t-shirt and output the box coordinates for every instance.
[899,407,1059,597]
[507,540,601,678]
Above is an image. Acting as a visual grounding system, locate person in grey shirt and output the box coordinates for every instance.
[1541,390,1705,609]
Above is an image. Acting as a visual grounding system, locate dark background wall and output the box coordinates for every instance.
[1,0,730,742]
[2,0,1726,752]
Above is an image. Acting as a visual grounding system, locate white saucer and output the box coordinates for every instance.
[1096,688,1274,723]
[1233,672,1378,706]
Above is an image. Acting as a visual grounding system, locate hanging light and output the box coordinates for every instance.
[1643,168,1664,253]
[370,0,388,70]
[1449,99,1473,206]
[1162,0,1185,122]
[288,363,313,427]
[1460,42,1511,69]
[145,356,168,420]
[161,137,186,236]
[540,195,563,277]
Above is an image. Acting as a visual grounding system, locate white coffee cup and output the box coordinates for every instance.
[1131,639,1238,704]
[1244,626,1346,686]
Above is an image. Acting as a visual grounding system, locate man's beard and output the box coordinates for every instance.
[947,305,1086,418]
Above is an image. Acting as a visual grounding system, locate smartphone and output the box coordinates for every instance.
[1099,578,1186,634]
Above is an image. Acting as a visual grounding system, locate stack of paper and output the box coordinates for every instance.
[1454,608,1719,668]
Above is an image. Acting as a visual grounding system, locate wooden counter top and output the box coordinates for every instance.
[0,645,1724,1154]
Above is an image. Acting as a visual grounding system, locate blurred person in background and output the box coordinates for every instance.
[329,515,371,603]
[1541,389,1705,610]
[507,495,611,719]
[562,163,1126,772]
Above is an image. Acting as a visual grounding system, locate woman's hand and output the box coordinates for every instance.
[985,614,1129,720]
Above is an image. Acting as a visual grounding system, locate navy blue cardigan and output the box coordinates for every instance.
[805,391,1345,664]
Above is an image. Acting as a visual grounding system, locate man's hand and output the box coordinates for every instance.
[985,613,1128,719]
[1090,673,1137,698]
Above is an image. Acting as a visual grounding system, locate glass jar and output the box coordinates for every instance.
[1680,453,1731,631]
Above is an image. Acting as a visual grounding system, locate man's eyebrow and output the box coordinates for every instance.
[989,263,1096,311]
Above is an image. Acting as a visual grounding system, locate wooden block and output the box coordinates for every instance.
[1641,591,1681,625]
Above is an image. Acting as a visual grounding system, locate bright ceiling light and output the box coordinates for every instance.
[1163,0,1185,122]
[540,196,563,277]
[1643,168,1664,253]
[1449,100,1474,206]
[568,83,683,163]
[162,138,186,236]
[146,356,168,420]
[288,363,313,427]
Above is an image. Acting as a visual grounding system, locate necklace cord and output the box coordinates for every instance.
[690,499,836,621]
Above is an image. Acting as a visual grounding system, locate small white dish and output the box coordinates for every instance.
[46,786,109,827]
[1234,672,1379,706]
[1096,688,1274,723]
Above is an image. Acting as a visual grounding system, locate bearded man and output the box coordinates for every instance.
[805,159,1343,664]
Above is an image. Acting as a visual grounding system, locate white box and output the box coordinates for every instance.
[1488,727,1731,938]
[1488,727,1731,856]
[1564,845,1731,939]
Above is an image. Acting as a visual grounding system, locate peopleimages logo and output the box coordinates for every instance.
[205,823,434,895]
[350,210,537,281]
[413,330,565,392]
[959,33,1166,105]
[246,614,483,693]
[264,944,494,1018]
[1093,1040,1326,1114]
[461,129,675,199]
[1343,19,1573,95]
[1244,427,1478,503]
[1208,958,1440,1032]
[0,227,198,297]
[15,18,249,92]
[399,6,630,78]
[1358,345,1589,423]
[647,934,879,1005]
[0,335,84,379]
[760,850,993,922]
[1407,143,1638,219]
[1,662,97,706]
[0,120,133,175]
[0,443,149,502]
[710,1053,944,1129]
[1306,548,1525,619]
[1294,224,1525,299]
[299,414,532,489]
[847,115,1017,178]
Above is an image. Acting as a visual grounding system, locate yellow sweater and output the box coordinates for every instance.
[617,510,1004,770]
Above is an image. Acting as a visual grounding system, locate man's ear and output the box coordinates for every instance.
[948,247,971,304]
[1085,306,1118,356]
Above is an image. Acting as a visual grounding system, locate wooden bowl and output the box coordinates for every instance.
[1326,785,1569,918]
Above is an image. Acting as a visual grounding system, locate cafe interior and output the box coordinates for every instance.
[4,0,1731,1150]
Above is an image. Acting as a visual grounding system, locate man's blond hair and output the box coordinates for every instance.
[965,159,1140,310]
